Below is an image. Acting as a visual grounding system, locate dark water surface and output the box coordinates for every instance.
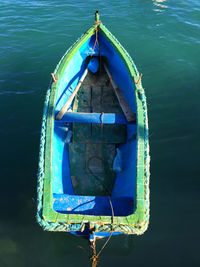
[0,0,200,266]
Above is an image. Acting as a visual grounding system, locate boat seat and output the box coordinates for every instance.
[53,194,134,216]
[55,112,135,125]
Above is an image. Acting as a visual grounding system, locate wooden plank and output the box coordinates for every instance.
[72,123,126,144]
[103,63,136,123]
[56,112,128,124]
[55,68,88,120]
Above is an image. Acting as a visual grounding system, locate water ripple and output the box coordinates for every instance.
[0,90,37,96]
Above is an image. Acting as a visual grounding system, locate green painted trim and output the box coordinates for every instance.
[38,21,150,235]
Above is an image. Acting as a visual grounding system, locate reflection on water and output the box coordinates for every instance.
[153,0,168,12]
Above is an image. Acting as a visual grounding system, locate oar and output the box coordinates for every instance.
[56,68,88,120]
[103,63,136,123]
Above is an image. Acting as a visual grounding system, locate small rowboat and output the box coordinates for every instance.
[37,11,150,242]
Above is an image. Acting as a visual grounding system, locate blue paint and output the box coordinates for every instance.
[53,194,133,216]
[52,31,137,237]
[53,126,74,195]
[88,57,99,73]
[112,139,137,198]
[70,229,122,239]
[113,148,123,173]
[98,34,137,199]
[55,112,133,124]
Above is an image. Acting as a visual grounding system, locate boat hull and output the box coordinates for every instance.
[37,20,150,237]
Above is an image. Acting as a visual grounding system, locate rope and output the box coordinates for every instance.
[90,27,98,58]
[51,73,58,83]
[135,73,142,84]
[90,241,99,267]
[87,156,114,267]
[95,20,101,25]
[89,198,114,267]
[96,198,114,255]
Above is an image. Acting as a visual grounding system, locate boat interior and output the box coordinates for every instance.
[52,32,137,216]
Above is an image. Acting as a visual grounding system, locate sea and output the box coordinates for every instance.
[0,0,200,266]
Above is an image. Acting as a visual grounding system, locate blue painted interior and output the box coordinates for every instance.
[88,57,99,73]
[52,32,137,218]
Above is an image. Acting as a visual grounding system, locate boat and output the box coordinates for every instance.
[37,11,150,243]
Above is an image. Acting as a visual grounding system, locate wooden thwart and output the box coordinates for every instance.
[56,112,128,124]
[56,68,89,120]
[103,63,136,123]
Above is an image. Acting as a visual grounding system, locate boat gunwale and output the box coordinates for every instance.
[37,22,150,235]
